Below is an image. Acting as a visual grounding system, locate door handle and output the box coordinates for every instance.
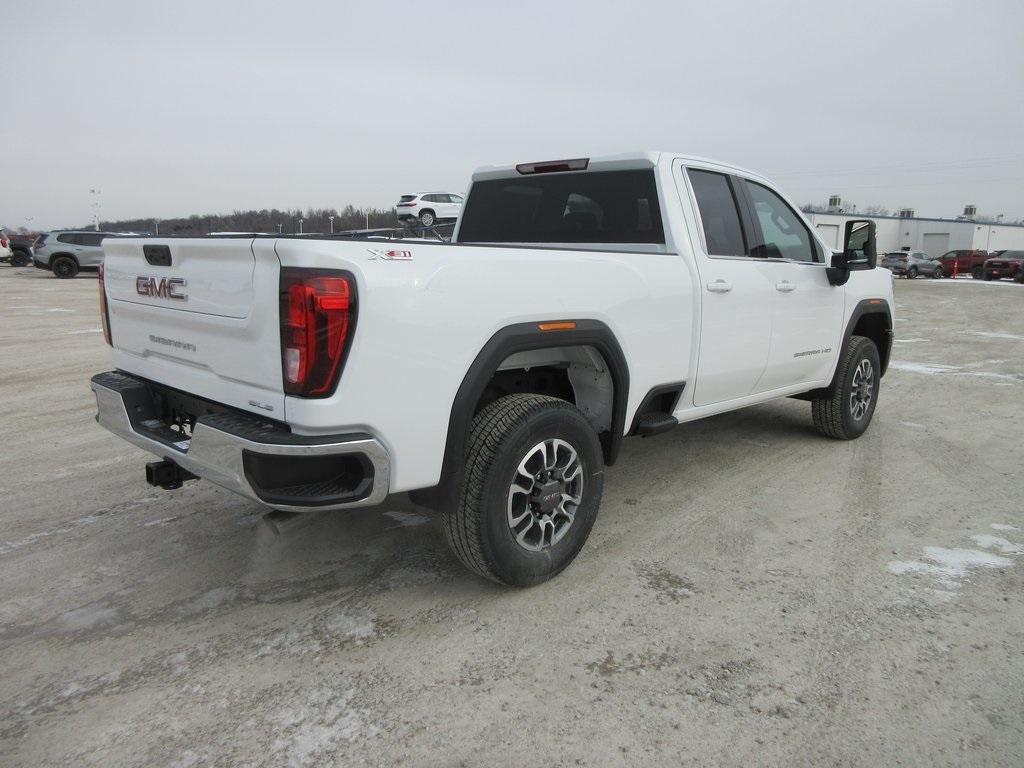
[775,280,796,292]
[706,279,732,293]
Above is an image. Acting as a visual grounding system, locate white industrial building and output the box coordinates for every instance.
[804,207,1024,257]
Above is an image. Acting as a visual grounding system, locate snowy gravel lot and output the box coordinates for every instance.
[1,267,1022,767]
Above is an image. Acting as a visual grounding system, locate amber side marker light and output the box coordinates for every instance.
[537,321,577,332]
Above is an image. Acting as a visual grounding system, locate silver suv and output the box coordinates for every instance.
[33,230,114,278]
[881,250,943,279]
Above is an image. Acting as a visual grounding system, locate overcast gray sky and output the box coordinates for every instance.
[3,0,1023,229]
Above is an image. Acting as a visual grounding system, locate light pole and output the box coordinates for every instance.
[329,215,335,233]
[90,188,101,231]
[298,218,304,234]
[365,211,370,229]
[154,219,160,235]
[277,222,282,234]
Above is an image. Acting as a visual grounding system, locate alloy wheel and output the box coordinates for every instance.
[506,438,584,552]
[849,359,874,421]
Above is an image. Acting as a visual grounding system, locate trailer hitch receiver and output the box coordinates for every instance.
[146,459,198,490]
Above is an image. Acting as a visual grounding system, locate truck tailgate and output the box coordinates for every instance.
[103,238,286,418]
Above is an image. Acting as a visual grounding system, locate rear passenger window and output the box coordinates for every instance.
[457,169,665,246]
[688,170,745,256]
[744,181,817,262]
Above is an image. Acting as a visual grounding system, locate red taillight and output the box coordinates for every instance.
[0,238,8,248]
[279,268,355,397]
[98,262,112,346]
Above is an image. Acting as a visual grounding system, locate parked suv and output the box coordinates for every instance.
[936,249,988,279]
[983,250,1024,281]
[395,193,463,227]
[33,230,114,278]
[881,251,942,278]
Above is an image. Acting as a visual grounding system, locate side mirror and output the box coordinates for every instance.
[843,219,877,270]
[827,219,877,286]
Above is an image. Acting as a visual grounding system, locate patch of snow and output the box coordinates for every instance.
[44,308,75,313]
[66,328,104,335]
[889,546,1013,588]
[889,361,960,375]
[954,371,1019,382]
[893,338,929,343]
[269,687,379,767]
[384,510,430,527]
[966,331,1024,341]
[889,361,1019,384]
[178,586,238,616]
[323,608,376,641]
[899,421,925,429]
[990,523,1020,532]
[971,535,1024,555]
[57,603,120,631]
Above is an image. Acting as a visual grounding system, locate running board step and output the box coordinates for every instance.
[633,413,679,437]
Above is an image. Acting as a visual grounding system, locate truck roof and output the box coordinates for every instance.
[471,151,770,184]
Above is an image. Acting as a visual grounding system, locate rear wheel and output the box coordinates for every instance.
[811,336,880,440]
[52,256,79,278]
[443,393,604,587]
[419,210,436,227]
[971,266,983,279]
[906,266,918,279]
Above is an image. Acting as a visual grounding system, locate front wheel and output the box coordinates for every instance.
[907,266,918,279]
[811,336,881,440]
[418,210,436,227]
[932,267,943,279]
[971,266,983,279]
[443,394,605,587]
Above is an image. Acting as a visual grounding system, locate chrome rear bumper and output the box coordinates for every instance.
[91,371,390,511]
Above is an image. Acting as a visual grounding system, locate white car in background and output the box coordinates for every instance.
[395,192,463,227]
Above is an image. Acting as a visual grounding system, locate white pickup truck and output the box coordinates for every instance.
[91,152,894,586]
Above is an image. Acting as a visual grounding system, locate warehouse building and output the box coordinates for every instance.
[804,205,1024,256]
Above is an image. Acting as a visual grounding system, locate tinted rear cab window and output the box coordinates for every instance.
[458,169,664,246]
[688,169,746,256]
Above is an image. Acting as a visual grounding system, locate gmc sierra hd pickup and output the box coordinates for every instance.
[91,152,894,586]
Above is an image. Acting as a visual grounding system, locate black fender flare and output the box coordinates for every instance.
[798,298,892,402]
[843,298,893,376]
[421,319,629,509]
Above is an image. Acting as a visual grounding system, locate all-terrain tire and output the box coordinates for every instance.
[442,393,605,587]
[812,335,881,440]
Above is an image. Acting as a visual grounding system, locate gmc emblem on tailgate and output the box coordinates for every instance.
[136,276,187,301]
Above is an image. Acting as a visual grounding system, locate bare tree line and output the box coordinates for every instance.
[81,205,399,235]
